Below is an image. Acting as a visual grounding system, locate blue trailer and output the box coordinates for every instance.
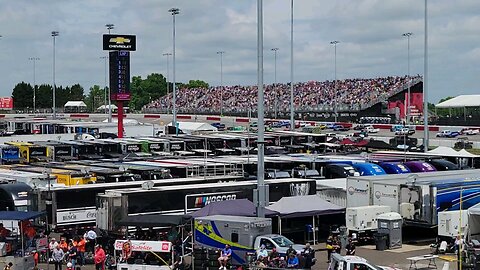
[378,162,411,174]
[352,162,386,176]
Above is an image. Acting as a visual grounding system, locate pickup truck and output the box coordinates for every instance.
[395,128,415,136]
[328,254,400,270]
[333,125,350,131]
[364,126,379,133]
[436,130,460,138]
[460,128,479,135]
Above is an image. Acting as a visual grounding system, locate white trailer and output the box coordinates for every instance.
[346,205,391,233]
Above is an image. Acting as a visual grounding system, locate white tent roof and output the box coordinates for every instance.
[266,195,344,218]
[168,121,218,134]
[428,146,462,157]
[457,149,479,158]
[436,95,480,108]
[97,104,118,110]
[64,101,87,107]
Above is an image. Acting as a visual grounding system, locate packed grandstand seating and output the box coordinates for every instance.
[143,75,421,114]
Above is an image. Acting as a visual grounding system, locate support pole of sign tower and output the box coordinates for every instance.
[117,99,124,138]
[256,0,267,218]
[106,24,114,123]
[423,0,429,152]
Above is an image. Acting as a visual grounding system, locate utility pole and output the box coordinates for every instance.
[271,48,279,119]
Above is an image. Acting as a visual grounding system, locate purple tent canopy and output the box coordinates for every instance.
[187,199,278,218]
[266,195,345,218]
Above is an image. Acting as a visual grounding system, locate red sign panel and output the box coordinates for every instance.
[0,98,13,109]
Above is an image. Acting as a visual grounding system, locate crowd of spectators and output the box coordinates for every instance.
[143,75,421,114]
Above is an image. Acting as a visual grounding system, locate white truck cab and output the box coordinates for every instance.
[328,254,400,270]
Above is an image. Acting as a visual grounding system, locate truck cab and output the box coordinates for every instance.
[328,254,398,270]
[254,234,304,257]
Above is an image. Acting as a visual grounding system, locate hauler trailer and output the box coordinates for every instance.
[5,142,47,163]
[0,180,32,211]
[4,165,96,186]
[99,139,143,155]
[52,140,103,159]
[96,178,316,232]
[0,168,56,189]
[68,160,172,180]
[35,141,74,161]
[43,163,141,183]
[346,169,480,227]
[32,175,243,230]
[81,140,122,158]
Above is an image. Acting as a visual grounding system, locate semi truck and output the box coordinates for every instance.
[346,170,480,227]
[194,215,304,265]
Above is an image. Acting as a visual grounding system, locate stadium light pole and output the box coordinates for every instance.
[51,31,59,120]
[100,56,108,114]
[217,51,225,116]
[256,0,267,218]
[271,48,279,119]
[423,0,429,152]
[163,53,172,114]
[29,57,40,113]
[330,40,340,123]
[289,0,294,130]
[105,24,114,122]
[169,7,180,130]
[402,32,413,126]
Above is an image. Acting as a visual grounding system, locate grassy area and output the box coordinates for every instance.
[466,148,480,155]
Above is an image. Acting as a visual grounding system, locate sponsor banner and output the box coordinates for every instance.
[190,191,239,209]
[29,146,47,157]
[54,146,72,157]
[148,143,162,151]
[126,144,141,152]
[1,147,19,160]
[114,240,171,253]
[56,208,97,225]
[0,98,13,109]
[103,34,136,51]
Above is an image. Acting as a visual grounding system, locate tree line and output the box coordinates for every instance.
[10,74,209,112]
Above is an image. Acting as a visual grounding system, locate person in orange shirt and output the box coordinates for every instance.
[59,238,68,253]
[77,236,86,266]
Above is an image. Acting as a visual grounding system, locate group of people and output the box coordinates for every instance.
[326,235,356,263]
[48,233,106,270]
[144,76,420,115]
[217,243,316,270]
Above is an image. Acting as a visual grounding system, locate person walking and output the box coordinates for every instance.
[77,236,86,266]
[326,235,334,263]
[52,245,65,270]
[301,243,315,269]
[68,242,78,269]
[94,244,106,270]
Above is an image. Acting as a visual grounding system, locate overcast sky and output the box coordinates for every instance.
[1,0,479,103]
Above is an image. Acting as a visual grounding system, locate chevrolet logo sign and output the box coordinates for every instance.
[110,37,131,44]
[103,34,136,51]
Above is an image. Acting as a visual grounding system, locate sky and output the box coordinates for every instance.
[1,0,480,103]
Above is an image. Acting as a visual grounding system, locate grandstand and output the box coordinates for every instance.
[143,75,423,122]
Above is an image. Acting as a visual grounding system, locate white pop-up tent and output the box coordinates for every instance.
[64,101,87,113]
[168,121,218,134]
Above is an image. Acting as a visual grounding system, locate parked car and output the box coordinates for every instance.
[364,125,379,133]
[333,124,350,131]
[436,130,460,138]
[395,128,415,135]
[211,122,226,131]
[390,124,404,132]
[460,128,480,135]
[353,124,368,130]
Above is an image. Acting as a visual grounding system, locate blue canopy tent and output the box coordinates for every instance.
[0,211,46,256]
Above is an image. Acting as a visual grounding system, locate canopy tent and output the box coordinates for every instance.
[118,213,187,227]
[457,149,479,158]
[97,104,118,110]
[266,195,345,218]
[0,211,45,220]
[168,121,218,134]
[361,140,396,150]
[64,101,87,108]
[267,195,345,245]
[187,199,278,218]
[428,146,467,157]
[64,101,88,113]
[468,203,480,241]
[436,95,480,108]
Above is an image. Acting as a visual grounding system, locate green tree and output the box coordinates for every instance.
[36,84,53,109]
[185,79,209,89]
[129,73,168,111]
[85,85,106,112]
[12,82,33,109]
